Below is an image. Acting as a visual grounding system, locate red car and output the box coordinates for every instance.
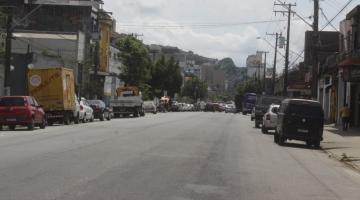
[0,96,46,130]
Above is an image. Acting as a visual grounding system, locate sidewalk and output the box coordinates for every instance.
[322,124,360,171]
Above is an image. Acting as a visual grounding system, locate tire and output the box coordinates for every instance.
[100,113,105,121]
[9,125,16,130]
[242,112,247,115]
[74,113,80,124]
[274,134,279,143]
[313,140,321,149]
[82,114,87,123]
[261,126,268,134]
[63,114,70,125]
[39,119,46,129]
[28,119,35,130]
[306,140,312,148]
[0,125,2,130]
[278,136,285,146]
[255,122,260,128]
[90,114,94,122]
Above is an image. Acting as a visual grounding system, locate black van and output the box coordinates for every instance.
[274,99,324,148]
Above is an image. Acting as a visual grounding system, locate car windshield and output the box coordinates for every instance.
[0,97,25,106]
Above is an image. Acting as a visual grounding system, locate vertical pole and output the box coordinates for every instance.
[4,10,12,95]
[283,4,292,97]
[312,0,319,99]
[272,33,279,95]
[263,52,267,93]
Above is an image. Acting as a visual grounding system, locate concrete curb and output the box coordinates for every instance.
[322,148,360,172]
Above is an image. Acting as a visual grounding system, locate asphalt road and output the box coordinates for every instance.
[1,112,360,200]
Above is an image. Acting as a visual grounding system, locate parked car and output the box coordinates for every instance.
[225,104,236,113]
[0,96,46,130]
[80,98,94,123]
[254,95,283,128]
[274,99,324,148]
[143,101,157,114]
[261,104,280,134]
[88,100,112,121]
[204,103,216,112]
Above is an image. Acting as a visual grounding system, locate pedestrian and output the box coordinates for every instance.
[339,103,351,131]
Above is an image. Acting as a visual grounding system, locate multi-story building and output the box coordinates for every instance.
[246,51,263,79]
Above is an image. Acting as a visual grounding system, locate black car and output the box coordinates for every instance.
[87,100,112,121]
[274,99,324,148]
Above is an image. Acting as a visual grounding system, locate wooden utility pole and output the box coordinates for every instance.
[274,2,296,97]
[312,0,319,99]
[266,32,281,95]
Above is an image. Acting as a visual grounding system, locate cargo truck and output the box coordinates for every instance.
[28,68,78,125]
[110,86,145,118]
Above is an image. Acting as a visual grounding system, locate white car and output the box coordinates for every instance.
[80,98,94,123]
[262,104,280,134]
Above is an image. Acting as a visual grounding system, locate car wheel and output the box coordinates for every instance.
[261,126,268,134]
[0,125,2,130]
[274,134,279,143]
[39,118,46,129]
[313,140,321,149]
[306,140,312,148]
[28,119,35,130]
[9,125,16,130]
[90,114,94,122]
[242,112,247,115]
[278,136,285,146]
[82,114,87,123]
[100,113,105,121]
[255,122,260,128]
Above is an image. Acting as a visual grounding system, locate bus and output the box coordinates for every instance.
[242,93,257,115]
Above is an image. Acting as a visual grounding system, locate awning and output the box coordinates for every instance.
[338,58,360,67]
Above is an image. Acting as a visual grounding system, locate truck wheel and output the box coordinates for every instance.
[63,114,70,125]
[74,113,80,124]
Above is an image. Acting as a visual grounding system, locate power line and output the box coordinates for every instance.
[320,7,339,31]
[321,0,354,31]
[117,19,306,29]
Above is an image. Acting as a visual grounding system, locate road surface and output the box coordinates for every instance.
[0,112,360,200]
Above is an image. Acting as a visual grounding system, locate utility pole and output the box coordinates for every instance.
[266,32,281,95]
[3,8,12,95]
[312,0,319,99]
[274,2,296,97]
[258,51,269,93]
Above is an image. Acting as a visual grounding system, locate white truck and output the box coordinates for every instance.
[110,86,145,118]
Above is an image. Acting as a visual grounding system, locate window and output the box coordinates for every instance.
[0,97,25,106]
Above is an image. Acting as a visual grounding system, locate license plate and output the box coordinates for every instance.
[297,129,308,133]
[6,118,16,122]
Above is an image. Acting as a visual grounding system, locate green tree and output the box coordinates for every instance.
[150,56,182,97]
[181,77,208,102]
[236,79,262,97]
[116,36,152,86]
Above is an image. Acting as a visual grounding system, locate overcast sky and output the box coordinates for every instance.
[103,0,360,71]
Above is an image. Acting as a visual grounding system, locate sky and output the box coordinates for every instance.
[103,0,360,72]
